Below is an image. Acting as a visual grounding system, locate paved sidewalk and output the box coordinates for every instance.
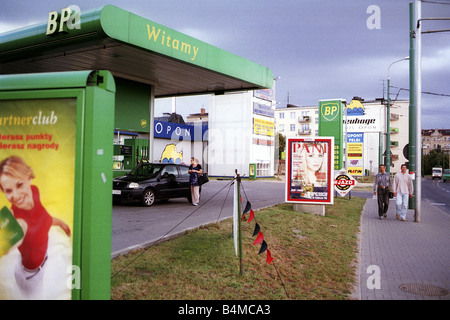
[355,196,450,300]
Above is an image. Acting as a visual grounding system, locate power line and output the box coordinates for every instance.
[390,85,450,97]
[421,0,450,5]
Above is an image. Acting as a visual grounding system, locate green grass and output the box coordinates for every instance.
[111,197,365,300]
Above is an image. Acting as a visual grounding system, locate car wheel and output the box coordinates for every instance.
[141,189,155,206]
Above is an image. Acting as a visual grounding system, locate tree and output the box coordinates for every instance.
[423,149,449,175]
[277,133,286,159]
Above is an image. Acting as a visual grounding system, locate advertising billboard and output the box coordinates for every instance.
[0,98,76,300]
[285,137,334,205]
[0,70,115,300]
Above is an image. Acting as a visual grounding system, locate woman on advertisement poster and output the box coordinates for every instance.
[290,141,329,200]
[0,156,71,299]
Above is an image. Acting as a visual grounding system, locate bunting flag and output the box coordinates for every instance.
[234,181,275,265]
[252,223,260,237]
[243,201,251,214]
[247,209,254,223]
[253,231,264,245]
[266,249,273,264]
[258,240,268,255]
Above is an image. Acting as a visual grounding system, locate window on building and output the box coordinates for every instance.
[279,112,284,119]
[290,124,295,131]
[290,111,296,119]
[279,124,284,132]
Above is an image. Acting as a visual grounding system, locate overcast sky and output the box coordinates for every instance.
[1,0,449,129]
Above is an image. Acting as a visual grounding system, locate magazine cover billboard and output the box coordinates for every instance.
[0,98,76,299]
[285,137,334,205]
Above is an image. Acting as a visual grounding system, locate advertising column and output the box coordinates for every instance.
[285,137,334,205]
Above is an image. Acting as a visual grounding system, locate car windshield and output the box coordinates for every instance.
[444,169,450,174]
[128,164,164,178]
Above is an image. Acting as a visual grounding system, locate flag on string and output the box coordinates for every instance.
[247,209,254,223]
[258,240,268,255]
[252,223,260,237]
[253,231,264,245]
[243,201,251,214]
[266,249,273,264]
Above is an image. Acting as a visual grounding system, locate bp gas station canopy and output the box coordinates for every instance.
[0,5,273,96]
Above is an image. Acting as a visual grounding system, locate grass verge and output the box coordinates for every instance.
[111,197,365,300]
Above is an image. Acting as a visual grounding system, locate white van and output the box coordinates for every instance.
[432,167,443,180]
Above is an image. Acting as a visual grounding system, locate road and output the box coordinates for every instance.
[111,177,449,257]
[111,179,285,256]
[421,176,450,215]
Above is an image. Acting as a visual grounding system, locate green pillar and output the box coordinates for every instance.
[409,2,416,209]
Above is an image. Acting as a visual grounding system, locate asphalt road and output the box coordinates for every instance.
[421,176,450,215]
[111,179,285,256]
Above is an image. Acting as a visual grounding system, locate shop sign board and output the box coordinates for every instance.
[0,71,114,300]
[347,132,364,176]
[318,99,344,170]
[285,137,334,205]
[253,118,274,137]
[334,169,357,197]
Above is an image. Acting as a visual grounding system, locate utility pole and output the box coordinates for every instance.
[415,0,422,222]
[409,2,416,210]
[386,57,409,173]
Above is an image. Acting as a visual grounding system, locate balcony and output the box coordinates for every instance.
[298,116,310,123]
[390,140,399,146]
[298,129,311,135]
[390,127,399,134]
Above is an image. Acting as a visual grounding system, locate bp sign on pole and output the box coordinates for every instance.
[0,71,115,300]
[334,169,357,197]
[318,99,345,170]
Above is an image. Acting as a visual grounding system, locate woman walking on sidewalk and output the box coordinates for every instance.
[392,164,414,221]
[373,164,391,220]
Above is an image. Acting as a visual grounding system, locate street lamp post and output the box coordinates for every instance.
[386,57,409,173]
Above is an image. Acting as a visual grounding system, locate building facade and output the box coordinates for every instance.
[208,88,276,177]
[422,129,450,155]
[274,104,319,139]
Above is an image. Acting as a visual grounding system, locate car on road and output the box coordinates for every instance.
[432,167,443,180]
[113,163,199,206]
[443,169,450,183]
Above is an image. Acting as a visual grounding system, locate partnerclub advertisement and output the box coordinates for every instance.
[0,98,76,300]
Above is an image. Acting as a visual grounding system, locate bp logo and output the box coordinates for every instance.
[140,119,148,128]
[320,102,340,121]
[334,172,357,197]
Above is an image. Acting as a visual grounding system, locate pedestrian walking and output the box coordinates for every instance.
[392,164,414,221]
[188,157,202,206]
[373,164,391,220]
